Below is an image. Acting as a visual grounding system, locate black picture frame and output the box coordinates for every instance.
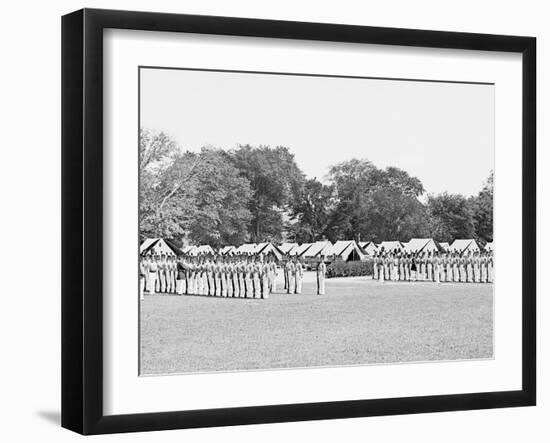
[62,8,536,435]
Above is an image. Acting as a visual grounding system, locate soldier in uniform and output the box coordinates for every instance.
[207,256,214,295]
[378,253,385,282]
[164,256,171,293]
[286,259,295,294]
[191,257,199,295]
[239,256,246,297]
[473,252,481,283]
[163,255,170,293]
[143,255,151,293]
[283,257,289,291]
[167,255,175,293]
[432,251,441,283]
[418,252,426,281]
[234,257,241,297]
[373,252,379,281]
[211,257,219,296]
[261,257,270,299]
[157,255,166,293]
[168,255,175,292]
[446,253,452,282]
[227,257,235,297]
[481,253,488,283]
[244,256,253,298]
[295,258,304,294]
[183,257,189,295]
[168,255,177,294]
[459,254,467,283]
[165,256,172,293]
[387,252,394,281]
[139,256,147,300]
[411,252,418,281]
[219,257,227,297]
[226,257,233,297]
[404,253,410,281]
[391,253,399,281]
[253,257,262,298]
[398,253,405,281]
[175,256,184,295]
[317,256,326,295]
[148,255,159,294]
[190,257,198,295]
[487,252,494,283]
[269,257,278,293]
[466,252,474,283]
[200,257,207,295]
[171,256,178,292]
[233,256,240,297]
[451,253,458,282]
[427,251,433,282]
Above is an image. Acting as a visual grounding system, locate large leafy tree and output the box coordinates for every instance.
[324,159,428,242]
[139,130,253,244]
[189,149,253,248]
[469,171,494,243]
[140,131,492,248]
[289,178,334,243]
[139,129,194,239]
[230,145,305,242]
[427,193,476,243]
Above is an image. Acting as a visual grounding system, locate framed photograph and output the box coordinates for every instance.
[62,8,536,435]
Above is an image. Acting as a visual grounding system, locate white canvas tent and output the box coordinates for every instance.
[484,241,494,252]
[378,241,404,253]
[181,245,194,254]
[439,242,450,252]
[359,241,378,256]
[234,243,258,255]
[403,238,440,254]
[255,242,284,260]
[184,244,215,256]
[219,245,237,255]
[300,241,333,258]
[140,238,179,256]
[450,239,480,254]
[279,242,299,256]
[326,240,366,261]
[294,243,313,256]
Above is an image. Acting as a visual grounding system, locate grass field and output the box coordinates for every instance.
[140,272,493,375]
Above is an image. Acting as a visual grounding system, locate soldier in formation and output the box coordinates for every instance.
[140,253,286,299]
[140,251,329,298]
[372,249,494,283]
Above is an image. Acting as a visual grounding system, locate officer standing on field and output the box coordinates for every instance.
[286,259,295,294]
[139,256,146,300]
[317,256,326,295]
[295,258,303,294]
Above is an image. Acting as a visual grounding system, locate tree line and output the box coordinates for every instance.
[139,129,493,248]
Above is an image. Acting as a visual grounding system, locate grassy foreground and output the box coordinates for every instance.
[140,273,493,375]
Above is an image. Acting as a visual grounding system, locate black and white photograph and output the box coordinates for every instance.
[138,67,495,375]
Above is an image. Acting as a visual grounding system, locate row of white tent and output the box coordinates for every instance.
[140,237,493,261]
[377,238,493,254]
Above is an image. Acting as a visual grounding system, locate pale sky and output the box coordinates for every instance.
[140,67,494,196]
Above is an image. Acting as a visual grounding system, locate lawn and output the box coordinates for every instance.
[139,272,493,375]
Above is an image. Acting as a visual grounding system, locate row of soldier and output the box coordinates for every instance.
[373,250,494,283]
[139,254,329,299]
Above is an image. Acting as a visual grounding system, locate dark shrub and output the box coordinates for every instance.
[326,259,374,278]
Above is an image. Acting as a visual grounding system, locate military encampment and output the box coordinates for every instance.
[138,67,494,375]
